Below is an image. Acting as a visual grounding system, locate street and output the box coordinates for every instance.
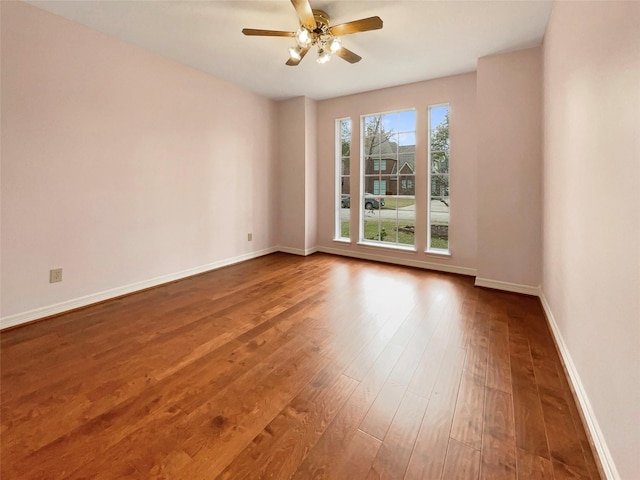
[340,199,449,224]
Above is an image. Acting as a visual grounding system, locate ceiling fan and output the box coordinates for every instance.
[242,0,383,66]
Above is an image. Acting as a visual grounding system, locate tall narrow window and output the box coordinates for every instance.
[335,118,351,240]
[428,105,450,252]
[361,109,416,248]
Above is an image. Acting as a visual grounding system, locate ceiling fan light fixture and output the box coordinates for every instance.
[288,45,302,60]
[242,0,382,67]
[329,37,342,53]
[317,48,331,64]
[295,27,312,48]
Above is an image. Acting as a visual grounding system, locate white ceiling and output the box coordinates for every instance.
[26,0,553,100]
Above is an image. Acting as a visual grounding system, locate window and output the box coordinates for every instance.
[361,109,416,248]
[335,118,351,240]
[428,105,450,252]
[373,179,386,195]
[401,178,414,191]
[373,159,387,171]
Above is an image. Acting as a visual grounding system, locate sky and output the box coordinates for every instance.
[364,105,449,148]
[430,105,448,130]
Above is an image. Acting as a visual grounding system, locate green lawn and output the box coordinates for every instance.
[342,220,449,250]
[363,220,414,245]
[341,222,349,237]
[429,237,449,249]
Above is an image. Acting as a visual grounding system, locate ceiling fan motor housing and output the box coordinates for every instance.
[312,9,331,32]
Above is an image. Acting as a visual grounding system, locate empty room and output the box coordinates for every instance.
[1,0,638,479]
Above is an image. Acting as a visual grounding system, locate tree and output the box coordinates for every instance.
[430,112,449,206]
[340,120,352,178]
[363,115,394,157]
[430,111,449,171]
[340,120,351,157]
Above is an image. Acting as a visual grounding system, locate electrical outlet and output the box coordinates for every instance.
[247,233,253,241]
[49,268,62,283]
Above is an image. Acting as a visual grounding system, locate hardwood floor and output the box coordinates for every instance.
[1,253,601,479]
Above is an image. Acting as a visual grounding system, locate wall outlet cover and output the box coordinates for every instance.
[50,268,62,283]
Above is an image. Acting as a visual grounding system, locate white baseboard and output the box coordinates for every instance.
[277,245,318,256]
[317,245,476,276]
[539,290,620,480]
[474,277,540,296]
[0,247,278,330]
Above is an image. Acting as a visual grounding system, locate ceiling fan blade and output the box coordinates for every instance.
[329,16,383,36]
[285,46,311,66]
[290,0,316,30]
[335,47,362,64]
[242,28,295,37]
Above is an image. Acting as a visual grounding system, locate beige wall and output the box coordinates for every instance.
[277,97,307,253]
[543,1,640,478]
[476,47,543,288]
[304,97,318,252]
[315,73,478,274]
[276,96,317,254]
[1,1,279,321]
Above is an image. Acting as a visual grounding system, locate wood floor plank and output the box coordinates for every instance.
[465,311,490,382]
[290,342,405,479]
[525,315,594,478]
[486,315,512,394]
[333,429,382,480]
[366,391,430,479]
[442,438,481,480]
[405,302,454,398]
[508,317,550,461]
[359,300,442,440]
[517,448,555,480]
[217,368,358,480]
[450,368,485,450]
[551,459,592,480]
[0,253,601,480]
[481,387,516,480]
[342,300,416,382]
[404,342,467,479]
[538,387,590,478]
[561,388,603,479]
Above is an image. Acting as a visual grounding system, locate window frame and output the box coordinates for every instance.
[358,108,417,251]
[334,117,352,242]
[426,103,451,255]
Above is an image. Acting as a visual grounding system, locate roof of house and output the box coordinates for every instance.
[369,139,415,174]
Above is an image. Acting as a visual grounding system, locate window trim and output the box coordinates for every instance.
[426,103,451,255]
[334,117,352,242]
[359,108,417,249]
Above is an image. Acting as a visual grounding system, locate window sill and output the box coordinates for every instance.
[357,241,417,253]
[425,249,451,257]
[333,238,352,244]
